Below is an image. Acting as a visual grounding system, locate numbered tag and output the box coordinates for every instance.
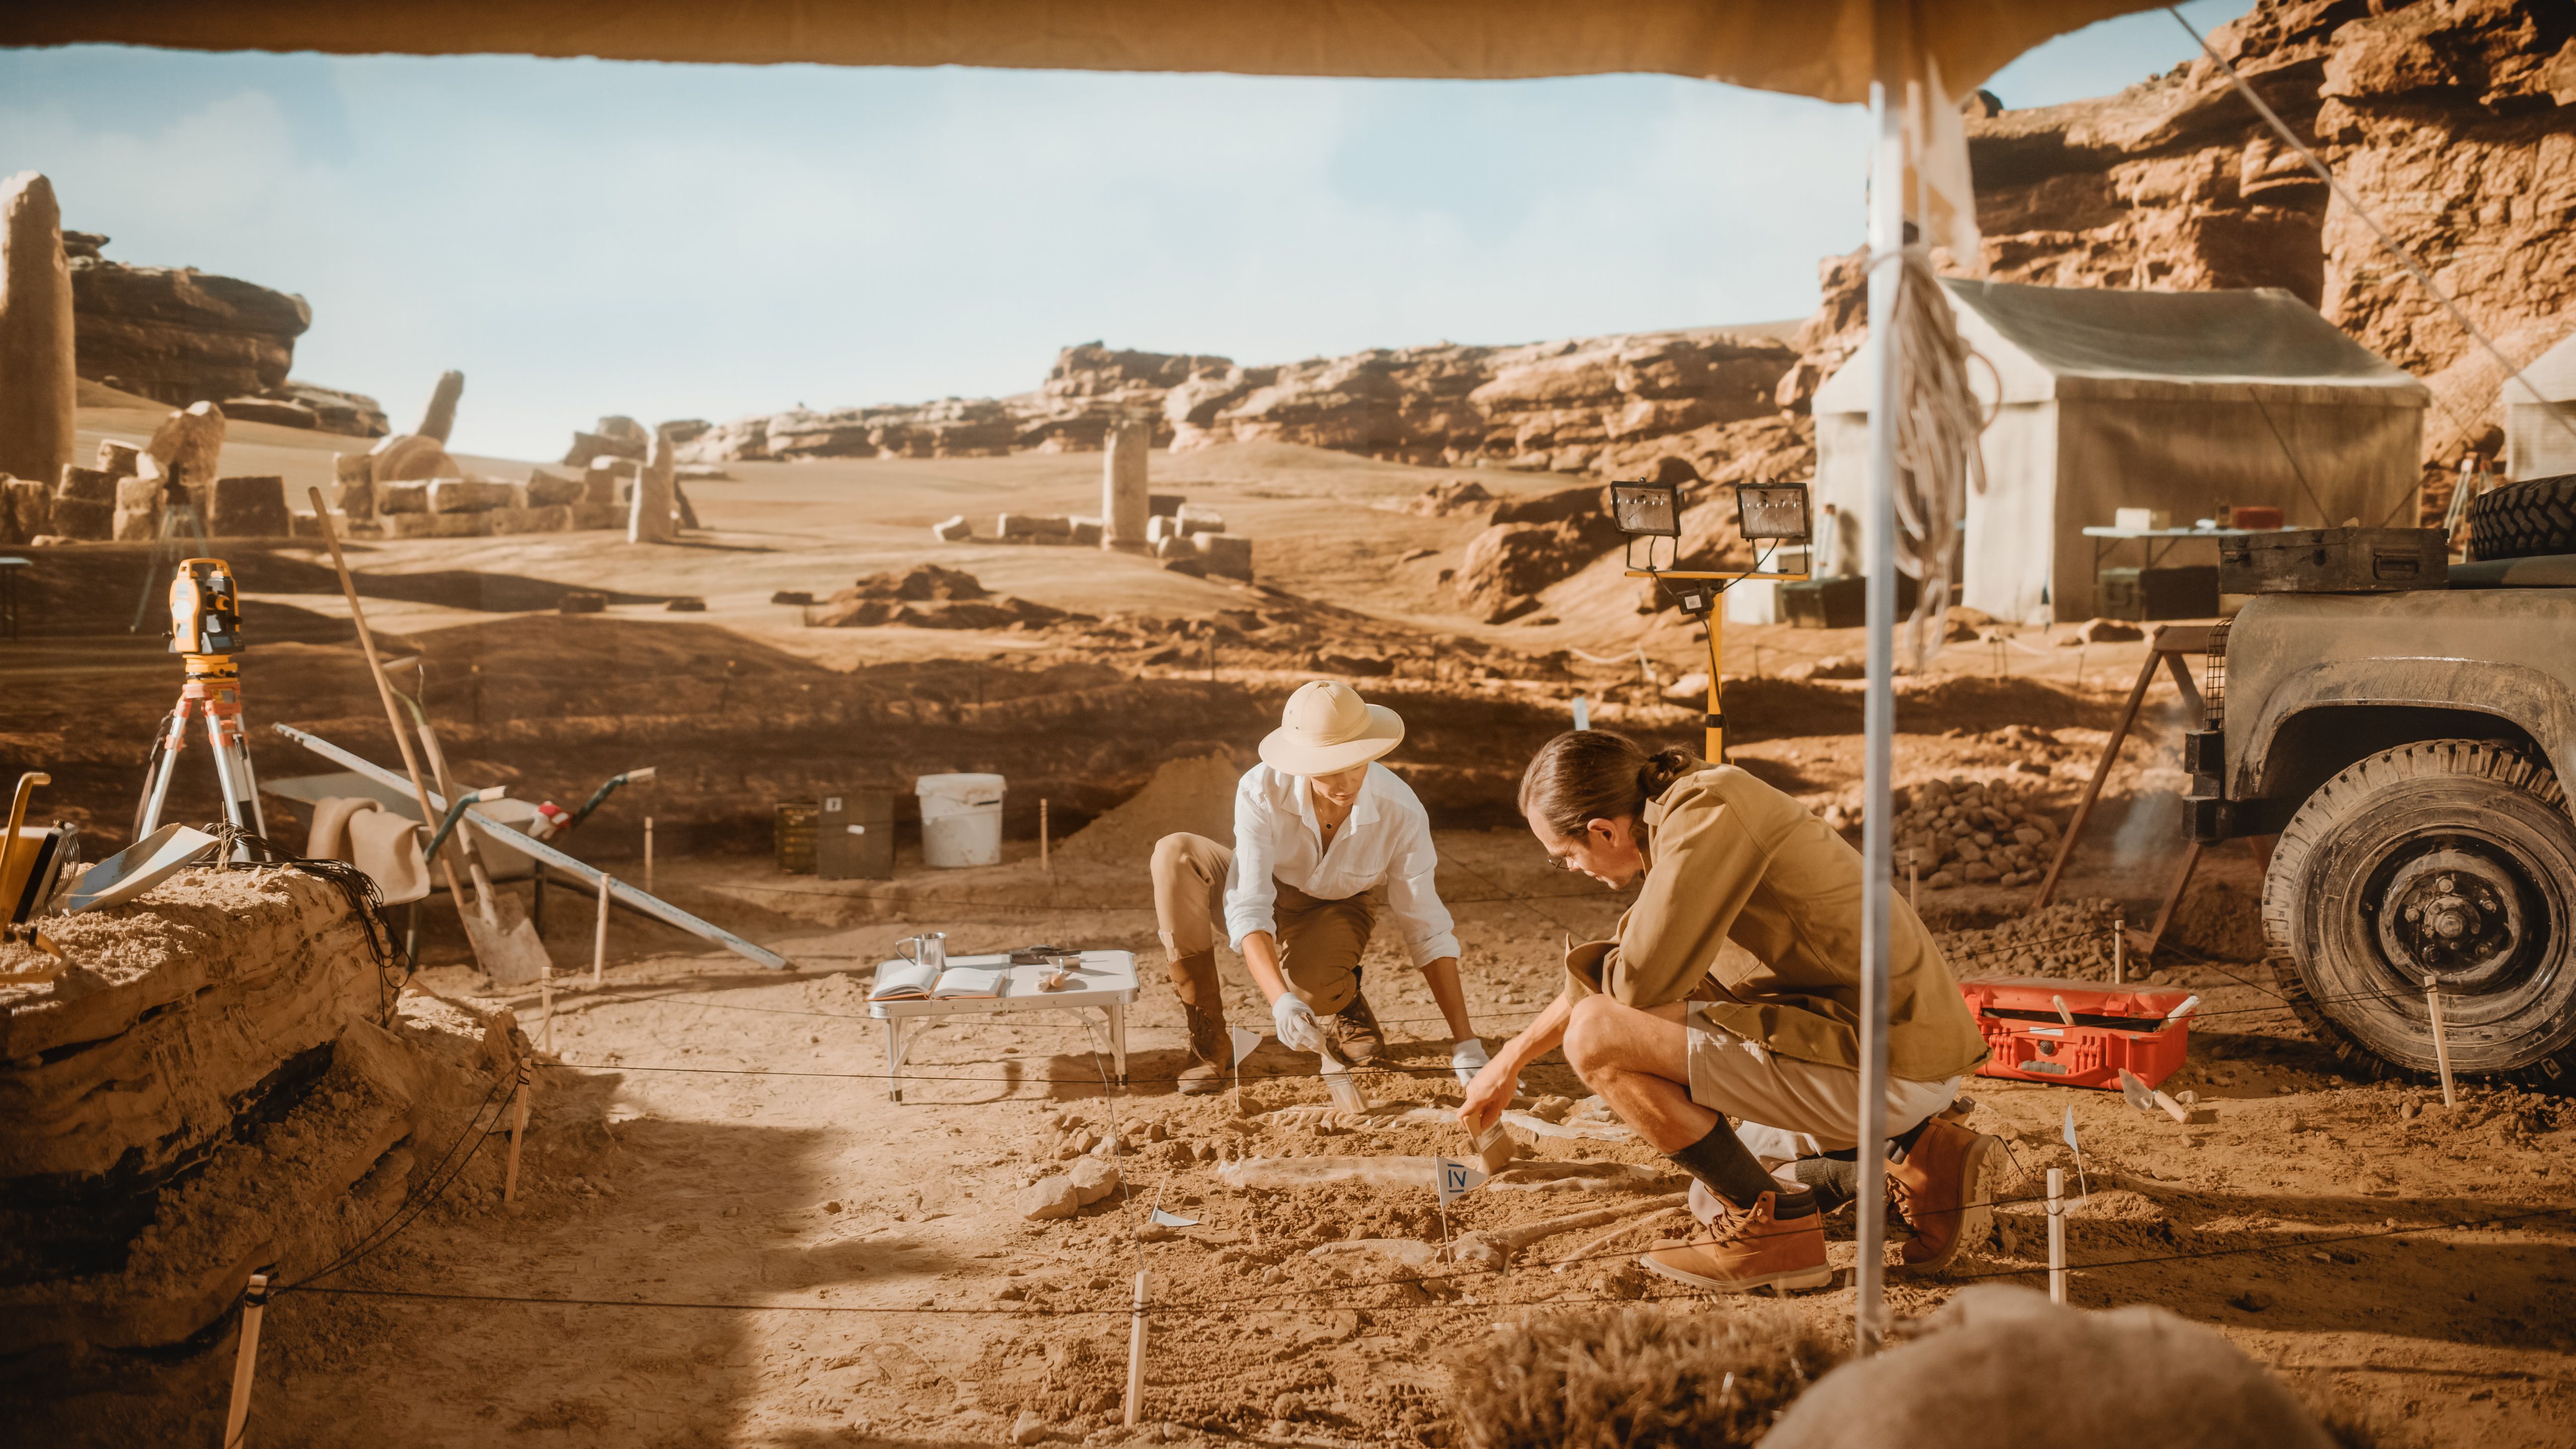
[1434,1157,1486,1207]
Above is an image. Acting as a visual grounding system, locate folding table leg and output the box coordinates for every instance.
[1108,1005,1129,1086]
[883,1018,906,1103]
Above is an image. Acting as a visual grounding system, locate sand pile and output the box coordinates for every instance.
[1936,899,2126,981]
[1053,752,1243,863]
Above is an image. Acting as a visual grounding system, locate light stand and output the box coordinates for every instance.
[1609,480,1814,761]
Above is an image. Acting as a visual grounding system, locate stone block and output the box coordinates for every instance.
[3,477,49,543]
[1148,493,1182,517]
[524,469,584,507]
[1200,533,1254,581]
[933,514,972,542]
[382,510,489,539]
[115,475,162,510]
[569,502,625,530]
[210,474,290,536]
[1146,513,1181,545]
[368,432,455,484]
[487,505,571,535]
[581,464,619,505]
[112,504,159,541]
[376,481,430,514]
[290,510,353,540]
[997,512,1072,539]
[427,477,518,514]
[96,440,142,478]
[53,465,117,506]
[49,497,110,539]
[1068,517,1103,547]
[1175,503,1226,535]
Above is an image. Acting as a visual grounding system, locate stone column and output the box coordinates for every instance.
[0,173,75,490]
[415,369,464,443]
[628,425,677,544]
[1101,418,1149,550]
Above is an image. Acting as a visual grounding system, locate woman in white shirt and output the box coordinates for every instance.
[1150,680,1486,1094]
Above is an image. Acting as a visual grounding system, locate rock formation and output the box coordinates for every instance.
[63,232,385,436]
[0,172,76,490]
[415,368,464,442]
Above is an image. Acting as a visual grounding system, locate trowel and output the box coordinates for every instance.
[1315,1035,1369,1113]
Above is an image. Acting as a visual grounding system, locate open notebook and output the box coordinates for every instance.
[868,959,1009,1002]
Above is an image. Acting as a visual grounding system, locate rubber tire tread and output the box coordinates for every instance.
[2467,472,2576,561]
[2261,738,2576,1095]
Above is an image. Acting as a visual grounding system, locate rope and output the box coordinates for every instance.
[1882,241,1991,671]
[276,1067,517,1295]
[203,824,414,1014]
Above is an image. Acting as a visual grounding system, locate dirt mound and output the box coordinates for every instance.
[1937,899,2124,980]
[1054,752,1244,863]
[841,564,990,602]
[1446,1301,1844,1449]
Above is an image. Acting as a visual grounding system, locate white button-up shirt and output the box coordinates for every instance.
[1223,762,1461,967]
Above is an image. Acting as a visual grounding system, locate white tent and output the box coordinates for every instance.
[2504,329,2576,481]
[1815,280,2430,622]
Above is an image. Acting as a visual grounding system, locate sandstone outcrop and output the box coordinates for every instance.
[0,173,76,492]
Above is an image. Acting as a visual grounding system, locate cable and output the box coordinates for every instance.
[278,1067,517,1295]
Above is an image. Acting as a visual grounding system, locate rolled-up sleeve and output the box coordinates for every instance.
[1384,815,1461,966]
[1222,776,1279,949]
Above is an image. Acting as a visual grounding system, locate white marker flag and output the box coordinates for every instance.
[2061,1104,2092,1201]
[1228,1026,1264,1067]
[1434,1157,1486,1207]
[1149,1208,1200,1228]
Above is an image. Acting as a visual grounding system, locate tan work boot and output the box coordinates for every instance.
[1166,950,1233,1095]
[1322,990,1384,1066]
[1639,1191,1832,1294]
[1889,1116,2000,1274]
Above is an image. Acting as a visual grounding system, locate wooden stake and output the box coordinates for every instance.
[1907,854,1919,913]
[222,1271,270,1448]
[643,816,655,895]
[592,872,612,987]
[2046,1167,2067,1305]
[1040,798,1050,875]
[1123,1269,1149,1427]
[2112,914,2125,984]
[2426,975,2456,1108]
[504,1061,531,1204]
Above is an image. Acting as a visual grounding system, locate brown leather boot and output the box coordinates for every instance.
[1638,1191,1832,1294]
[1322,990,1384,1066]
[1889,1116,2000,1274]
[1167,950,1233,1095]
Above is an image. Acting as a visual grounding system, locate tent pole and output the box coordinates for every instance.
[1853,0,1907,1358]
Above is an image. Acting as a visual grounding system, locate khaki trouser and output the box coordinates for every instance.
[1150,832,1372,1015]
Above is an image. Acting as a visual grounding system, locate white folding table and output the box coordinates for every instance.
[867,950,1139,1102]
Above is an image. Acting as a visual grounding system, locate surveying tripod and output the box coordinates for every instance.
[130,487,212,634]
[135,558,267,854]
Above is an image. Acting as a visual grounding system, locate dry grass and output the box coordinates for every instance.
[1442,1302,1847,1449]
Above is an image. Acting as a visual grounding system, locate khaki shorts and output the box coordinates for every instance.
[1684,1002,1959,1165]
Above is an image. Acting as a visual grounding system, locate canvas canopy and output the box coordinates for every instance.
[1815,280,2430,623]
[2503,330,2576,481]
[3,0,2155,102]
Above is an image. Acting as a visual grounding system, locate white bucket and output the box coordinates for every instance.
[916,772,1004,868]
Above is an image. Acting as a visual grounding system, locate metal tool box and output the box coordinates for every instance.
[2217,526,2448,594]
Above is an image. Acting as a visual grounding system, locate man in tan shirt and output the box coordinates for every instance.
[1463,731,1997,1293]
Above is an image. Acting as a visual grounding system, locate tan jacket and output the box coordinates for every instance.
[1563,765,1989,1082]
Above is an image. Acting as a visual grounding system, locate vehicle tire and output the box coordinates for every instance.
[2466,472,2576,561]
[2262,739,2576,1093]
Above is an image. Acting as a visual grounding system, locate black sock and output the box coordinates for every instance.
[1670,1121,1815,1218]
[1791,1154,1861,1213]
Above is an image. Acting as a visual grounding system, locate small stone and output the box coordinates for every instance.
[823,1200,843,1214]
[1019,1178,1081,1221]
[2401,1099,2421,1120]
[2229,1289,2274,1313]
[1011,1410,1049,1444]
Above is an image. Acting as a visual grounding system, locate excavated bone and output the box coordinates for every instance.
[1219,1156,1674,1194]
[1501,1109,1635,1143]
[1309,1238,1444,1269]
[1448,1193,1689,1269]
[1551,1205,1687,1271]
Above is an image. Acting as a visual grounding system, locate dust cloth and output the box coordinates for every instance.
[304,796,432,905]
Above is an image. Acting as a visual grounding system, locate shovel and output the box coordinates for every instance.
[397,684,551,987]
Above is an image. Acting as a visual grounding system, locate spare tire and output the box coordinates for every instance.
[2467,472,2576,560]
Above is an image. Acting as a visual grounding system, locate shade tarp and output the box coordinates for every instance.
[1816,280,2428,623]
[2,0,2158,102]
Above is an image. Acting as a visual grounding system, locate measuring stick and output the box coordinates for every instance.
[593,873,613,987]
[1123,1269,1149,1426]
[222,1271,270,1448]
[2047,1168,2067,1305]
[2425,976,2456,1108]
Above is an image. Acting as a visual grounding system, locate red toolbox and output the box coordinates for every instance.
[1958,979,2197,1091]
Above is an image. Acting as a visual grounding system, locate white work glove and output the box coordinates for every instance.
[1451,1037,1491,1087]
[1271,993,1325,1053]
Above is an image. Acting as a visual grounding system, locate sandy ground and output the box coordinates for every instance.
[12,400,2574,1444]
[220,837,2576,1449]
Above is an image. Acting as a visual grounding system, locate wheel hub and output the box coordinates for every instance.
[2374,847,2527,988]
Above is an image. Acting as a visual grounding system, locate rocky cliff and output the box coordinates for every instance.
[66,231,386,436]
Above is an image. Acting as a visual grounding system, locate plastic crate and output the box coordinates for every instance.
[1958,978,2195,1091]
